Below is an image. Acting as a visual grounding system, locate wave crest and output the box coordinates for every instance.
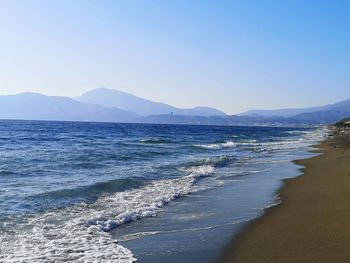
[193,141,236,150]
[0,165,215,262]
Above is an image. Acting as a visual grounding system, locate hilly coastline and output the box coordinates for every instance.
[75,88,226,117]
[0,88,350,126]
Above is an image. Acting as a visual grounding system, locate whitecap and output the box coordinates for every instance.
[0,165,215,262]
[193,141,236,150]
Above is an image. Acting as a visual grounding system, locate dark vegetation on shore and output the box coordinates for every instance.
[328,118,350,148]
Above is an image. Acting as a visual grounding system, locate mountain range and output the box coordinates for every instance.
[75,88,226,117]
[239,99,350,117]
[0,87,349,126]
[0,92,138,122]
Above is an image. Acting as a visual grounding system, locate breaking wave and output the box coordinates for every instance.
[0,165,215,262]
[193,141,237,150]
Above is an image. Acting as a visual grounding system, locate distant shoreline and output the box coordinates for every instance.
[2,89,350,126]
[218,129,350,262]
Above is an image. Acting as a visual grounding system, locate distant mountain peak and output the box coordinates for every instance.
[0,92,139,122]
[16,92,47,97]
[76,88,227,117]
[0,89,349,126]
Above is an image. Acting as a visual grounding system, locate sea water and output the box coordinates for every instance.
[0,120,325,262]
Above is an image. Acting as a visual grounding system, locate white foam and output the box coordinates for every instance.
[194,141,236,150]
[238,133,322,152]
[1,128,327,262]
[183,165,215,176]
[0,165,215,262]
[0,214,136,263]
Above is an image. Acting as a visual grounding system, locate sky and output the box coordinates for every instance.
[0,0,349,114]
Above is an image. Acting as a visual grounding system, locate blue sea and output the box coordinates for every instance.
[0,120,325,262]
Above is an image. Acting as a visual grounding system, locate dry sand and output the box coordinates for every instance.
[219,139,350,263]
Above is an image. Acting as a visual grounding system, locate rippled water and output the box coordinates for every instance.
[0,120,325,262]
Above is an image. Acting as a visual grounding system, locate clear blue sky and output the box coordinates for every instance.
[0,0,349,114]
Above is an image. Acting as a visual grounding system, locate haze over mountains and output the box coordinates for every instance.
[0,88,227,123]
[240,99,350,117]
[75,88,227,117]
[0,88,350,126]
[0,92,138,122]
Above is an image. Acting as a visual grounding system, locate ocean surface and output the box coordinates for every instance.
[0,120,325,262]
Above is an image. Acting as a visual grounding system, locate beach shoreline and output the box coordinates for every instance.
[218,131,350,263]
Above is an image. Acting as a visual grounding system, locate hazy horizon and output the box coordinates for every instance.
[1,86,350,115]
[0,0,349,114]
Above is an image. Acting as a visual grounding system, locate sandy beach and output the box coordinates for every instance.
[219,132,350,262]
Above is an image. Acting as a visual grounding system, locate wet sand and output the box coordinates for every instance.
[219,137,350,262]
